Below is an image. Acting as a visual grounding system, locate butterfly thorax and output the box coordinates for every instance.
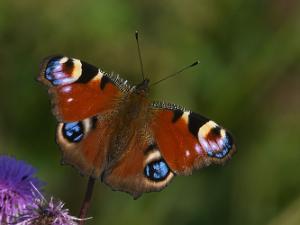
[133,79,150,96]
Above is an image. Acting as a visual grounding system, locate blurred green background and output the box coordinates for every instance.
[1,0,300,225]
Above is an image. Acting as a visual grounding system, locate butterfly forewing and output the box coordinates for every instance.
[38,56,123,122]
[150,103,236,175]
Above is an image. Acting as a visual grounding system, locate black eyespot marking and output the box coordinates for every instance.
[91,116,98,129]
[100,75,112,90]
[61,58,75,76]
[64,58,74,70]
[62,121,84,143]
[144,144,158,155]
[188,112,209,137]
[172,109,183,123]
[207,126,221,140]
[211,126,221,136]
[144,159,170,182]
[75,61,99,83]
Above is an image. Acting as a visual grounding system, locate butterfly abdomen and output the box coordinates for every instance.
[105,92,152,167]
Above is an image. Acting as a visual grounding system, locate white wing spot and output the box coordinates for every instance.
[185,150,191,157]
[182,111,190,123]
[92,69,104,81]
[60,57,68,63]
[72,59,82,79]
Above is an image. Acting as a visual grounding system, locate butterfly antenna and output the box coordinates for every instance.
[150,60,200,87]
[135,31,145,81]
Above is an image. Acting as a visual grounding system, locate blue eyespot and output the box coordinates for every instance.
[45,57,62,83]
[62,121,84,143]
[44,57,75,86]
[207,132,233,159]
[144,159,170,182]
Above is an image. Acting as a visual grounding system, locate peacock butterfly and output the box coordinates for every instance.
[38,50,236,199]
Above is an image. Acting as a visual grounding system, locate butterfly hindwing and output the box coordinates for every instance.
[102,122,174,199]
[150,103,236,175]
[38,56,123,122]
[56,115,116,177]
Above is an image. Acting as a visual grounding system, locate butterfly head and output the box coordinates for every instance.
[134,79,150,96]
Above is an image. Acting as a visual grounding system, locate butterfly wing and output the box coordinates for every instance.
[150,102,236,175]
[56,115,115,177]
[38,56,124,122]
[38,56,129,177]
[102,101,235,198]
[102,119,174,199]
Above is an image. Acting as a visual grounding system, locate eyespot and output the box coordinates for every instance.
[144,159,170,182]
[45,57,69,85]
[62,121,84,143]
[206,131,233,159]
[45,57,63,82]
[44,57,80,86]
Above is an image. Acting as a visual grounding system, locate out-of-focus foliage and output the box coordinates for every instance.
[0,0,299,225]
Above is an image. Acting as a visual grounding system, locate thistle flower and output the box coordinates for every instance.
[19,185,85,225]
[0,155,44,224]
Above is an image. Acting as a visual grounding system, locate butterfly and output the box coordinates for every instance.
[38,55,236,199]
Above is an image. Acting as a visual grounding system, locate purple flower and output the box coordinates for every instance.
[0,155,44,224]
[19,192,84,225]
